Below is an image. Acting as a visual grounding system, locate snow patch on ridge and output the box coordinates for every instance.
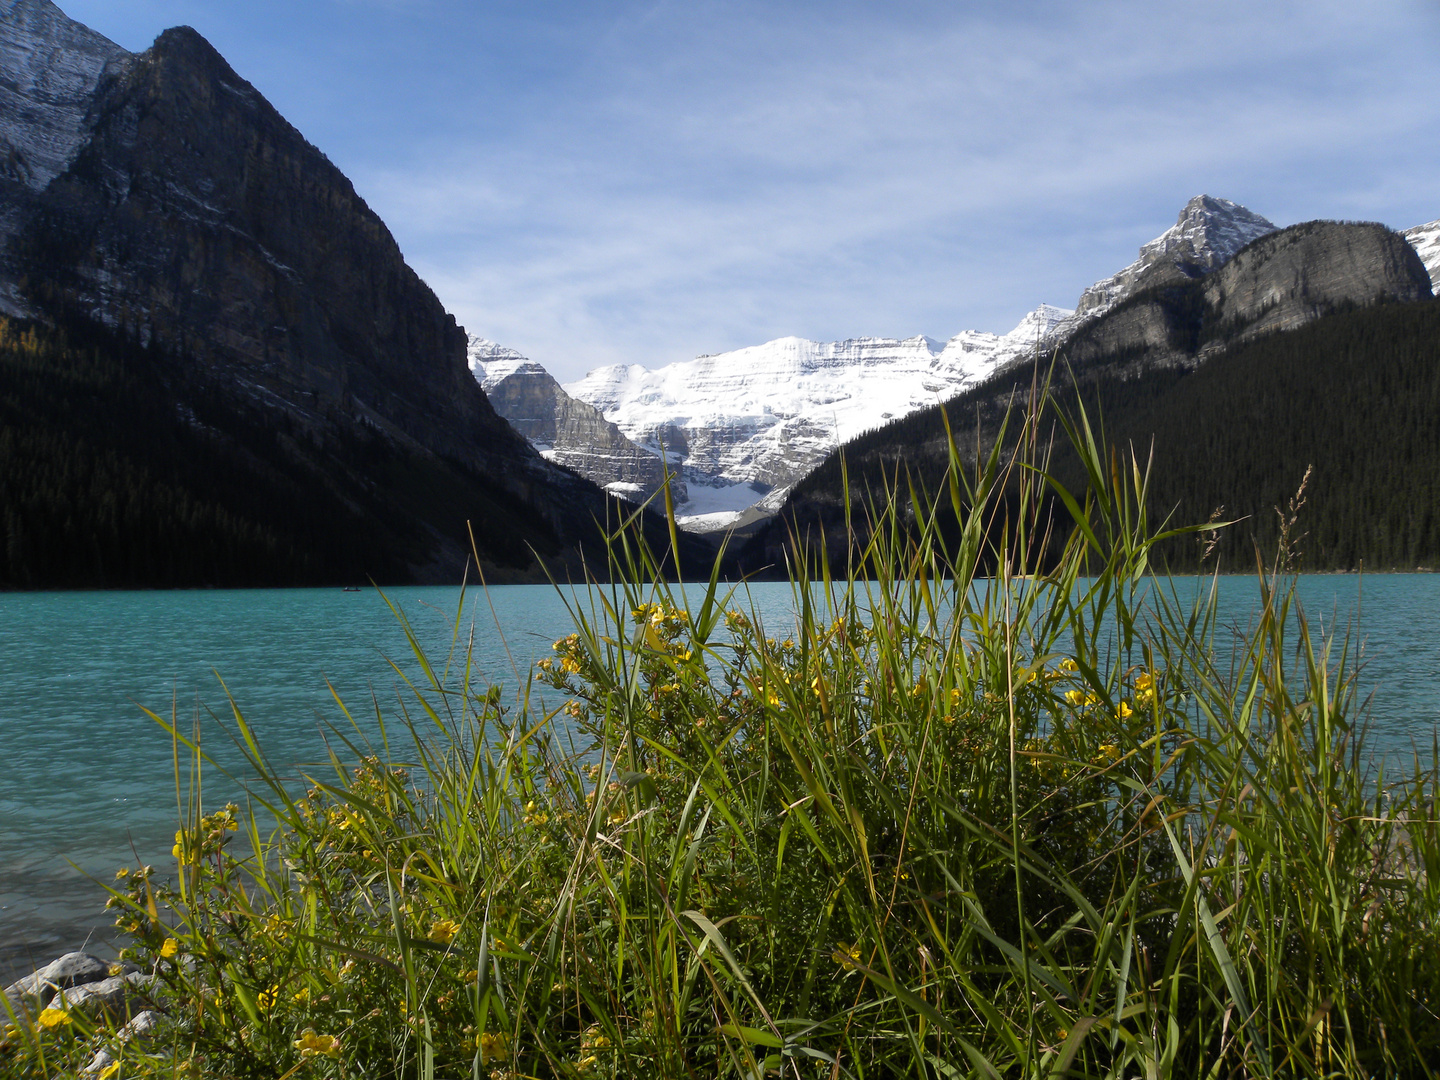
[467,337,534,392]
[1404,219,1440,293]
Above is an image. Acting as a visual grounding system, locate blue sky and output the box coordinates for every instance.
[58,0,1440,382]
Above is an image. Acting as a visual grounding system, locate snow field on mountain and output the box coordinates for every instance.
[564,306,1072,489]
[1404,219,1440,292]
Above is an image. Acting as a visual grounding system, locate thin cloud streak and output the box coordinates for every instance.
[51,0,1440,379]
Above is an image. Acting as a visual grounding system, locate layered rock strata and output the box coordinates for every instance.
[469,339,676,503]
[1061,220,1433,375]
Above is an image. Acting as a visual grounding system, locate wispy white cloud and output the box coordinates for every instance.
[56,0,1440,379]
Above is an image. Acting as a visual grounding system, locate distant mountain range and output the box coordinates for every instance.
[739,218,1438,575]
[0,0,705,587]
[475,197,1440,533]
[6,0,1439,585]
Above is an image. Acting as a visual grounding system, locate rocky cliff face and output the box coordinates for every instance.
[469,339,675,503]
[1060,221,1432,375]
[0,2,681,581]
[1070,195,1278,321]
[0,0,130,311]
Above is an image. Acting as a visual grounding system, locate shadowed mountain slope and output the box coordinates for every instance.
[0,4,708,585]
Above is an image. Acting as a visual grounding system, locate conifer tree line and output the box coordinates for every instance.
[769,298,1440,574]
[0,315,554,589]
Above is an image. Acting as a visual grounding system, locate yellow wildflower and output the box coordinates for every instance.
[1058,658,1079,673]
[582,1025,612,1049]
[114,867,129,879]
[833,942,863,970]
[98,1063,121,1080]
[160,938,180,959]
[37,1008,70,1029]
[428,919,461,945]
[479,1030,509,1062]
[1064,689,1087,706]
[256,985,279,1011]
[1117,701,1133,719]
[294,1030,342,1059]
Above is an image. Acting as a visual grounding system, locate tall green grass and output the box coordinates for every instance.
[6,384,1439,1078]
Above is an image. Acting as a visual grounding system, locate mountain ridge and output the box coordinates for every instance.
[474,196,1434,532]
[0,0,704,585]
[738,218,1436,575]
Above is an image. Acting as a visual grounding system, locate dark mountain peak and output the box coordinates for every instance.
[1060,219,1431,377]
[1074,195,1277,318]
[0,0,706,584]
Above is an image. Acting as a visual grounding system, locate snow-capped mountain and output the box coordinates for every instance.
[1403,218,1440,292]
[1068,196,1278,322]
[556,196,1283,529]
[471,195,1436,532]
[560,305,1070,528]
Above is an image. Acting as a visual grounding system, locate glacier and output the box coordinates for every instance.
[561,305,1072,528]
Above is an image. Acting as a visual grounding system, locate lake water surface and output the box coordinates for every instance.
[2,575,1437,982]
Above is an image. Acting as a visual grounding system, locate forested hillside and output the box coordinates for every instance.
[0,316,565,588]
[745,298,1440,574]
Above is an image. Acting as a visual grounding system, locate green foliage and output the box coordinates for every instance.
[6,383,1440,1078]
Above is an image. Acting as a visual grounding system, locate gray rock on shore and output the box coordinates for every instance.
[4,951,166,1077]
[3,951,129,1021]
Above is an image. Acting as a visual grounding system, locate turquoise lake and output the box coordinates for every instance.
[2,575,1437,982]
